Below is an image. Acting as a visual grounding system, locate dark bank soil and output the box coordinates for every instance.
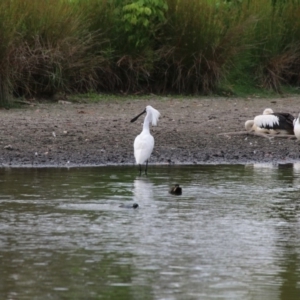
[1,96,300,167]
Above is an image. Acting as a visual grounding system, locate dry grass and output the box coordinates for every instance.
[258,44,300,92]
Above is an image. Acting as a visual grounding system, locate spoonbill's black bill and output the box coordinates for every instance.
[131,109,146,123]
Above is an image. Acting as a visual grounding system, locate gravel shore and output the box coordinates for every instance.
[1,96,300,167]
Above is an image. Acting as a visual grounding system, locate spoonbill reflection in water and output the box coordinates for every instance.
[131,105,160,175]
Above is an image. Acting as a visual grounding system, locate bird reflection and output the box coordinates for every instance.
[248,163,278,173]
[292,162,300,174]
[246,163,300,186]
[133,177,154,204]
[255,163,300,298]
[119,203,139,209]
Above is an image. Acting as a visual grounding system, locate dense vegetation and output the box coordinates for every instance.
[1,0,300,106]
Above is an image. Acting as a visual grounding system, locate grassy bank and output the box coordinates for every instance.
[1,0,300,106]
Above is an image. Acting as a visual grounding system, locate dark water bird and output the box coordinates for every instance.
[131,105,160,175]
[246,108,295,135]
[169,184,182,195]
[119,203,139,209]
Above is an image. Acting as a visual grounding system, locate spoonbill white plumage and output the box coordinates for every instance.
[131,105,160,175]
[294,113,300,140]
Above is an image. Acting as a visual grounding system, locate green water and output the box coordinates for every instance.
[0,164,300,300]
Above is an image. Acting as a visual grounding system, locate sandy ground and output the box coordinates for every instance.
[1,96,300,167]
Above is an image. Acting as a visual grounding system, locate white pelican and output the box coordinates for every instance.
[245,120,271,133]
[294,113,300,140]
[131,105,160,175]
[245,108,273,133]
[246,108,294,135]
[255,108,294,134]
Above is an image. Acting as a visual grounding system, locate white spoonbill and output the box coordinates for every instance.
[131,105,160,175]
[294,113,300,140]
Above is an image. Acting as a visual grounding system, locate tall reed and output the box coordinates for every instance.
[243,0,300,92]
[154,0,257,94]
[1,0,300,106]
[0,0,110,105]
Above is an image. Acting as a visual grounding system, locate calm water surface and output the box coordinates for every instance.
[0,164,300,300]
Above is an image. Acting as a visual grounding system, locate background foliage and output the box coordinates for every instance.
[1,0,300,105]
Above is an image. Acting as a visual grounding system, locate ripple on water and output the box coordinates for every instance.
[0,164,299,300]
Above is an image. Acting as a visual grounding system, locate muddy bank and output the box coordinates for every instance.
[0,96,300,167]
